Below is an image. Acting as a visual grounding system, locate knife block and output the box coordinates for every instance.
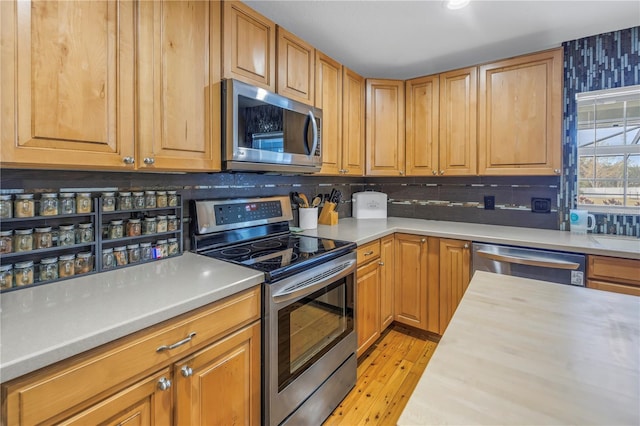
[318,202,339,226]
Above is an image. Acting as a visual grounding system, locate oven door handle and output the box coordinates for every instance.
[272,260,355,304]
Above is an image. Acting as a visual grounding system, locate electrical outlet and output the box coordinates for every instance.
[531,197,551,213]
[484,196,495,210]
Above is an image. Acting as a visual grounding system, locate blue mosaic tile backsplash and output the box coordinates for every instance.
[562,26,640,236]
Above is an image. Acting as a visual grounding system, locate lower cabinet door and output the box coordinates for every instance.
[356,260,381,357]
[174,321,261,426]
[438,238,471,334]
[379,234,395,331]
[59,368,172,426]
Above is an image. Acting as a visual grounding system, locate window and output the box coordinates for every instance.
[577,85,640,213]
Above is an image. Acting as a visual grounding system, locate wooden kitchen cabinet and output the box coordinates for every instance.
[137,0,221,171]
[366,79,406,176]
[587,255,640,296]
[406,75,440,176]
[478,48,562,175]
[438,67,478,176]
[1,286,261,426]
[277,27,315,105]
[379,234,395,330]
[1,0,136,170]
[222,1,276,92]
[438,238,471,334]
[341,67,366,176]
[356,254,382,357]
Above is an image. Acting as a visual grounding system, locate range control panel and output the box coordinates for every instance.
[215,201,283,225]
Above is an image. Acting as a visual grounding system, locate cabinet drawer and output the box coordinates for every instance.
[3,286,261,426]
[357,240,381,265]
[587,279,640,297]
[588,256,640,287]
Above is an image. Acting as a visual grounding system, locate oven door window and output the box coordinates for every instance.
[277,277,354,391]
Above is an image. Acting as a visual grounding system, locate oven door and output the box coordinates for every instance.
[264,252,356,426]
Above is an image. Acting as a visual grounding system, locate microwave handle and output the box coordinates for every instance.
[304,110,318,156]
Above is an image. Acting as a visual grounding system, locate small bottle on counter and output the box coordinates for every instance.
[144,191,157,209]
[14,260,34,286]
[140,242,153,261]
[102,248,115,270]
[114,246,128,266]
[127,244,141,263]
[118,192,133,211]
[132,192,145,209]
[59,193,76,215]
[14,194,35,218]
[142,217,157,235]
[39,193,59,216]
[76,222,94,244]
[0,194,13,218]
[156,215,168,233]
[75,252,93,275]
[167,215,179,232]
[58,254,76,278]
[126,218,141,237]
[0,264,13,290]
[76,192,92,213]
[108,220,124,239]
[102,192,116,212]
[39,257,59,282]
[0,230,13,254]
[13,229,33,252]
[34,226,53,249]
[167,191,178,207]
[167,238,179,256]
[156,191,168,208]
[58,224,76,246]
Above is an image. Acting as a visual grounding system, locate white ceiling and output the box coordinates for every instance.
[244,0,640,79]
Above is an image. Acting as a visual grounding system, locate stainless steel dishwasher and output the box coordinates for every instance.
[472,243,586,286]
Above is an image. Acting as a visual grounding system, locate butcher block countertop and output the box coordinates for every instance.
[398,271,640,425]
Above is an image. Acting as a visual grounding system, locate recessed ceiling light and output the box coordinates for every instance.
[446,0,470,10]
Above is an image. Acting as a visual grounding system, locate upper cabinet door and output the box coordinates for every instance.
[478,48,562,175]
[366,79,405,176]
[222,1,276,92]
[137,0,221,172]
[342,67,365,176]
[439,67,477,176]
[1,0,136,169]
[316,51,343,175]
[277,27,315,105]
[406,75,440,176]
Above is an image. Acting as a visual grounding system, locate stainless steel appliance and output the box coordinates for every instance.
[191,196,356,426]
[472,243,586,286]
[222,79,322,173]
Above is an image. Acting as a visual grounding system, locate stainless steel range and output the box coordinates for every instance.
[191,196,357,426]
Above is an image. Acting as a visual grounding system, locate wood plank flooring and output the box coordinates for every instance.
[324,324,439,426]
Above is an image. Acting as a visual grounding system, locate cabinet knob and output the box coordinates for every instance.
[432,170,437,175]
[464,243,469,249]
[554,169,561,174]
[181,366,193,378]
[399,171,405,176]
[378,261,384,266]
[344,169,349,173]
[123,156,135,165]
[144,157,155,165]
[421,238,426,243]
[439,170,444,175]
[157,377,172,391]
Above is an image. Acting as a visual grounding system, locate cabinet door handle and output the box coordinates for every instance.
[123,156,135,165]
[432,170,437,175]
[399,171,405,176]
[464,243,469,249]
[144,157,155,165]
[364,250,374,256]
[378,261,384,266]
[156,332,196,352]
[554,169,561,174]
[157,377,172,391]
[439,170,444,175]
[421,238,426,243]
[181,366,194,378]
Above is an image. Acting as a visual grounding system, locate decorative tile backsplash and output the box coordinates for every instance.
[561,26,640,236]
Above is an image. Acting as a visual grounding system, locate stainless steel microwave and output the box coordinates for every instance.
[222,79,322,173]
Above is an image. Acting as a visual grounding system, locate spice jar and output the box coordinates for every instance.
[59,193,76,215]
[127,244,141,263]
[76,192,92,213]
[142,217,157,235]
[0,230,13,254]
[34,226,53,249]
[168,238,179,256]
[156,239,168,258]
[114,246,128,266]
[58,254,75,278]
[167,191,178,207]
[102,192,116,212]
[144,191,157,209]
[14,194,35,218]
[75,252,93,274]
[39,193,59,216]
[118,192,133,211]
[76,223,94,244]
[108,220,124,239]
[126,218,141,237]
[102,248,115,270]
[39,257,59,282]
[156,191,168,208]
[133,192,145,209]
[156,215,168,233]
[14,260,34,286]
[58,224,76,246]
[167,215,179,232]
[140,242,153,261]
[0,264,13,290]
[0,194,12,219]
[13,229,33,252]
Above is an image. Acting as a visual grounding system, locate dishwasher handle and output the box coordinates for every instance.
[475,250,581,270]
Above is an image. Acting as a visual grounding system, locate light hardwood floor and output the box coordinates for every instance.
[324,324,439,425]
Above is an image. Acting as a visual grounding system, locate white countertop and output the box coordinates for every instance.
[303,217,640,259]
[0,252,263,382]
[397,271,640,425]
